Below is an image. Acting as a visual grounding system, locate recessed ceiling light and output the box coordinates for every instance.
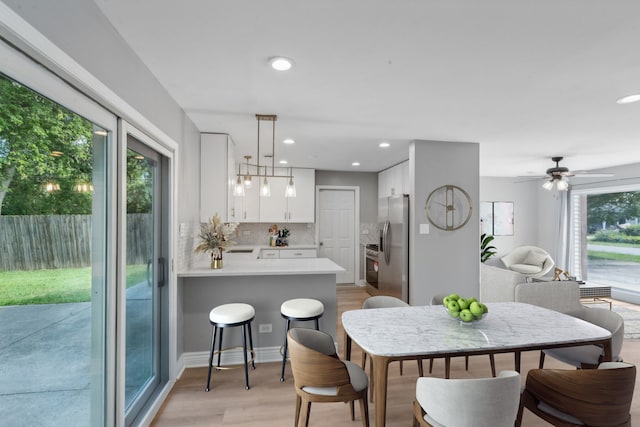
[269,57,294,71]
[352,162,360,166]
[279,160,288,164]
[283,138,295,144]
[379,142,390,148]
[616,93,640,104]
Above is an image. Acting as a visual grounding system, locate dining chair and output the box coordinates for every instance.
[517,362,636,426]
[429,294,496,378]
[361,296,424,399]
[539,307,624,369]
[413,370,521,427]
[287,328,369,427]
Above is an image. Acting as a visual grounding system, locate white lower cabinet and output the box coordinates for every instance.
[259,248,317,259]
[260,249,280,259]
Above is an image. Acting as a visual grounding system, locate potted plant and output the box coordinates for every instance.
[194,214,238,268]
[480,233,497,263]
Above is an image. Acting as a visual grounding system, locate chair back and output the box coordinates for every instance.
[515,281,583,314]
[525,362,635,426]
[416,371,521,427]
[578,307,625,361]
[362,295,408,309]
[287,328,354,394]
[430,294,447,306]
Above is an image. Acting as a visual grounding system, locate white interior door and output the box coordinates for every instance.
[317,188,356,284]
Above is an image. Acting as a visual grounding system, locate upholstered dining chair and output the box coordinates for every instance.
[361,295,424,398]
[540,307,625,369]
[429,294,496,378]
[501,245,555,278]
[287,328,369,427]
[517,362,636,427]
[413,370,521,427]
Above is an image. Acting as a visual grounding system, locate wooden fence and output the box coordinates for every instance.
[0,214,152,271]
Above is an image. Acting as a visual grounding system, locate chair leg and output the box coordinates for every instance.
[314,317,320,330]
[350,400,355,421]
[241,323,250,390]
[539,351,545,369]
[302,401,311,427]
[247,320,255,369]
[399,360,404,376]
[489,354,496,377]
[362,350,367,369]
[294,395,302,427]
[205,325,217,392]
[216,327,224,367]
[359,396,370,427]
[465,355,469,371]
[417,359,424,377]
[429,358,434,374]
[445,357,451,379]
[281,318,291,382]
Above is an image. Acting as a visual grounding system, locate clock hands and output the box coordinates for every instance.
[434,201,456,211]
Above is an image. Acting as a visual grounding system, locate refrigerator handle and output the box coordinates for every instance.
[382,220,391,264]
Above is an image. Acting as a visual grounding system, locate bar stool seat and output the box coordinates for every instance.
[205,303,255,392]
[280,298,324,382]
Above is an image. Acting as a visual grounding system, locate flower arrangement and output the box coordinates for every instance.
[194,214,238,261]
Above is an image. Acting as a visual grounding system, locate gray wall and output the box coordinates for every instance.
[315,170,378,224]
[409,140,480,306]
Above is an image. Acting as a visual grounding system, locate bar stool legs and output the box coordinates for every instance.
[205,303,255,392]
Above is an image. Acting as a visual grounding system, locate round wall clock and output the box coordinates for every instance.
[425,185,473,231]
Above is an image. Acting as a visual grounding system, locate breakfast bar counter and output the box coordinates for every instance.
[177,256,344,365]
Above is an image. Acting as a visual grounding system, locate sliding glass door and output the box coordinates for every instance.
[123,133,169,426]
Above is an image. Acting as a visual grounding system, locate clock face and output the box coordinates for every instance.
[425,185,472,231]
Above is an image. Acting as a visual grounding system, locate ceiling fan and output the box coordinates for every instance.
[541,156,613,191]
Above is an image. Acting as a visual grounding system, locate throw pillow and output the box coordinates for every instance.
[523,251,548,267]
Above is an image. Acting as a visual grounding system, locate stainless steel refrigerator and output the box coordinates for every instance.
[378,194,409,302]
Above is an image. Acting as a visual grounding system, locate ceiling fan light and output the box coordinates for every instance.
[557,179,569,191]
[542,180,554,191]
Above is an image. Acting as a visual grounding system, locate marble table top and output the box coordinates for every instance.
[342,302,611,357]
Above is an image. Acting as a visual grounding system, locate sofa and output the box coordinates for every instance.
[480,264,582,314]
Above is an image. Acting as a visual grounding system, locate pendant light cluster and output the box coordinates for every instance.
[234,114,296,198]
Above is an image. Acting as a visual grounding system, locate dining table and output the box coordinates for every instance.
[342,302,612,427]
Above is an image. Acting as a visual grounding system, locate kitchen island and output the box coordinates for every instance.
[177,255,344,367]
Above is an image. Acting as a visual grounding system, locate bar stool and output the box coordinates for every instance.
[280,298,324,382]
[205,303,256,391]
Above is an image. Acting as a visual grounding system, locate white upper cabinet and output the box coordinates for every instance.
[378,160,409,198]
[259,168,315,223]
[200,133,234,223]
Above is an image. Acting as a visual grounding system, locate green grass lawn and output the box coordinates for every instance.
[0,264,148,306]
[587,250,640,263]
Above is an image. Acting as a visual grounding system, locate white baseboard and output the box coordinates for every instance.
[612,288,640,304]
[181,346,283,368]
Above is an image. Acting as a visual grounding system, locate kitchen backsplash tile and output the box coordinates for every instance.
[234,223,316,246]
[360,222,379,246]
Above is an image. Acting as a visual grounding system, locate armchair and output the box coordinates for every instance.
[517,362,636,426]
[501,245,555,278]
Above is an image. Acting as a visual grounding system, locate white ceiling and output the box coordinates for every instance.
[95,0,640,177]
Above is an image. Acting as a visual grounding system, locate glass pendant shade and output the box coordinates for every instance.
[260,176,271,197]
[285,177,296,197]
[542,180,554,191]
[234,176,245,196]
[243,174,253,189]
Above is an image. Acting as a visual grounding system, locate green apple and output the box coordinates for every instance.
[459,309,473,322]
[479,303,488,314]
[447,293,460,301]
[467,297,477,304]
[469,301,483,316]
[448,309,460,318]
[457,298,469,310]
[447,300,460,312]
[443,296,452,306]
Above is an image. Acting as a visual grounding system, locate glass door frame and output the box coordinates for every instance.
[116,121,175,426]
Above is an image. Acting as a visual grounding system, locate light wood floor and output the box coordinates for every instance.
[152,286,640,426]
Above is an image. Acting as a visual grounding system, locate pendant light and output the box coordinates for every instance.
[234,163,245,196]
[243,155,253,188]
[260,165,271,197]
[285,167,296,198]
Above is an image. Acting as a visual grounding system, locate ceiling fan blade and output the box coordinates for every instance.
[571,172,614,178]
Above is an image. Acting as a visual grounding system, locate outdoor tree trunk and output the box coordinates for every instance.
[0,165,15,215]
